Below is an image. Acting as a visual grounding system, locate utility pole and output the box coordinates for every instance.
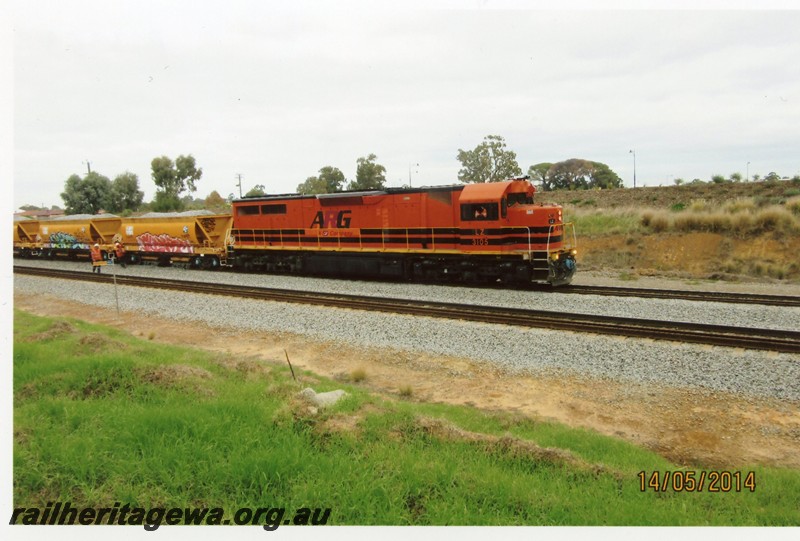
[235,173,243,198]
[409,163,419,187]
[83,160,92,174]
[629,150,636,189]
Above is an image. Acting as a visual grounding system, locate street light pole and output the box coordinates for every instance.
[746,161,750,182]
[629,150,636,188]
[409,163,419,187]
[235,173,243,198]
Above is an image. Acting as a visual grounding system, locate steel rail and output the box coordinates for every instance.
[556,284,800,307]
[14,265,800,354]
[13,260,799,306]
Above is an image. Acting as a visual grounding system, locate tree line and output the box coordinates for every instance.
[57,154,218,215]
[50,142,624,216]
[49,135,796,216]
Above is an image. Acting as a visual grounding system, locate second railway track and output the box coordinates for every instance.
[14,265,800,354]
[558,284,800,307]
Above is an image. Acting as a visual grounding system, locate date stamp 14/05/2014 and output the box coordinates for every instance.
[638,471,756,493]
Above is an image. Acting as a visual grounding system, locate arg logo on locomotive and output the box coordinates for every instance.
[309,210,352,229]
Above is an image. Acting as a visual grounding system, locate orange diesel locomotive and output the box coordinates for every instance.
[229,178,577,285]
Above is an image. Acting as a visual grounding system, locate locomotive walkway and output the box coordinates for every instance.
[14,265,800,354]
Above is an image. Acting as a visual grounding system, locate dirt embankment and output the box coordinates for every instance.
[579,231,800,281]
[537,180,800,281]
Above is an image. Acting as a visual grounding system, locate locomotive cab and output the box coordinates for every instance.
[458,179,577,285]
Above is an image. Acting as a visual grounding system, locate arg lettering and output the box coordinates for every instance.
[310,210,352,229]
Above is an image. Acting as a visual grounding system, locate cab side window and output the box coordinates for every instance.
[507,193,533,206]
[461,203,499,221]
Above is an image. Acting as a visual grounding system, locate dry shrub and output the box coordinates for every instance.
[752,206,797,234]
[705,212,733,232]
[350,368,367,383]
[673,212,732,233]
[729,212,754,236]
[672,212,703,232]
[722,197,756,214]
[786,196,800,215]
[688,199,708,212]
[640,210,670,232]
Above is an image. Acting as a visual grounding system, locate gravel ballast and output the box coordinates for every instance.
[13,264,800,401]
[14,259,800,332]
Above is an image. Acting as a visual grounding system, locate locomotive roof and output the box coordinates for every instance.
[234,184,466,203]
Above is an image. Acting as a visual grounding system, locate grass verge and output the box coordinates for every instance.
[13,310,800,526]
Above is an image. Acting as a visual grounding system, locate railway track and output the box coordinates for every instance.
[556,284,800,307]
[14,265,800,354]
[14,259,800,306]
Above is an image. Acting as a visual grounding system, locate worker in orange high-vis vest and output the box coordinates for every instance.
[90,243,103,274]
[114,241,127,268]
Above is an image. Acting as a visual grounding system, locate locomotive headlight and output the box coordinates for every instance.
[571,249,577,256]
[550,253,559,261]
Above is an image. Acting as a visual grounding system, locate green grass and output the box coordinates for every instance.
[13,310,800,526]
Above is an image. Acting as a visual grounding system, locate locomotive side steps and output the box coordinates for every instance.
[14,265,800,354]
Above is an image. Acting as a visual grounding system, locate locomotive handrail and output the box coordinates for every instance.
[546,222,575,255]
[229,223,577,257]
[526,226,532,260]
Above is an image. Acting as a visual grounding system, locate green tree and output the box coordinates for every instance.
[296,176,329,195]
[764,172,781,182]
[539,159,622,191]
[457,135,522,183]
[318,166,346,192]
[729,172,743,182]
[674,177,685,186]
[204,191,229,212]
[588,162,623,189]
[544,159,594,191]
[349,154,387,191]
[60,171,113,214]
[19,204,43,211]
[711,174,727,184]
[297,166,346,194]
[245,184,266,197]
[151,154,203,211]
[151,191,182,212]
[527,163,553,185]
[108,172,144,213]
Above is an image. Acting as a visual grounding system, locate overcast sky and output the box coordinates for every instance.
[10,2,800,209]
